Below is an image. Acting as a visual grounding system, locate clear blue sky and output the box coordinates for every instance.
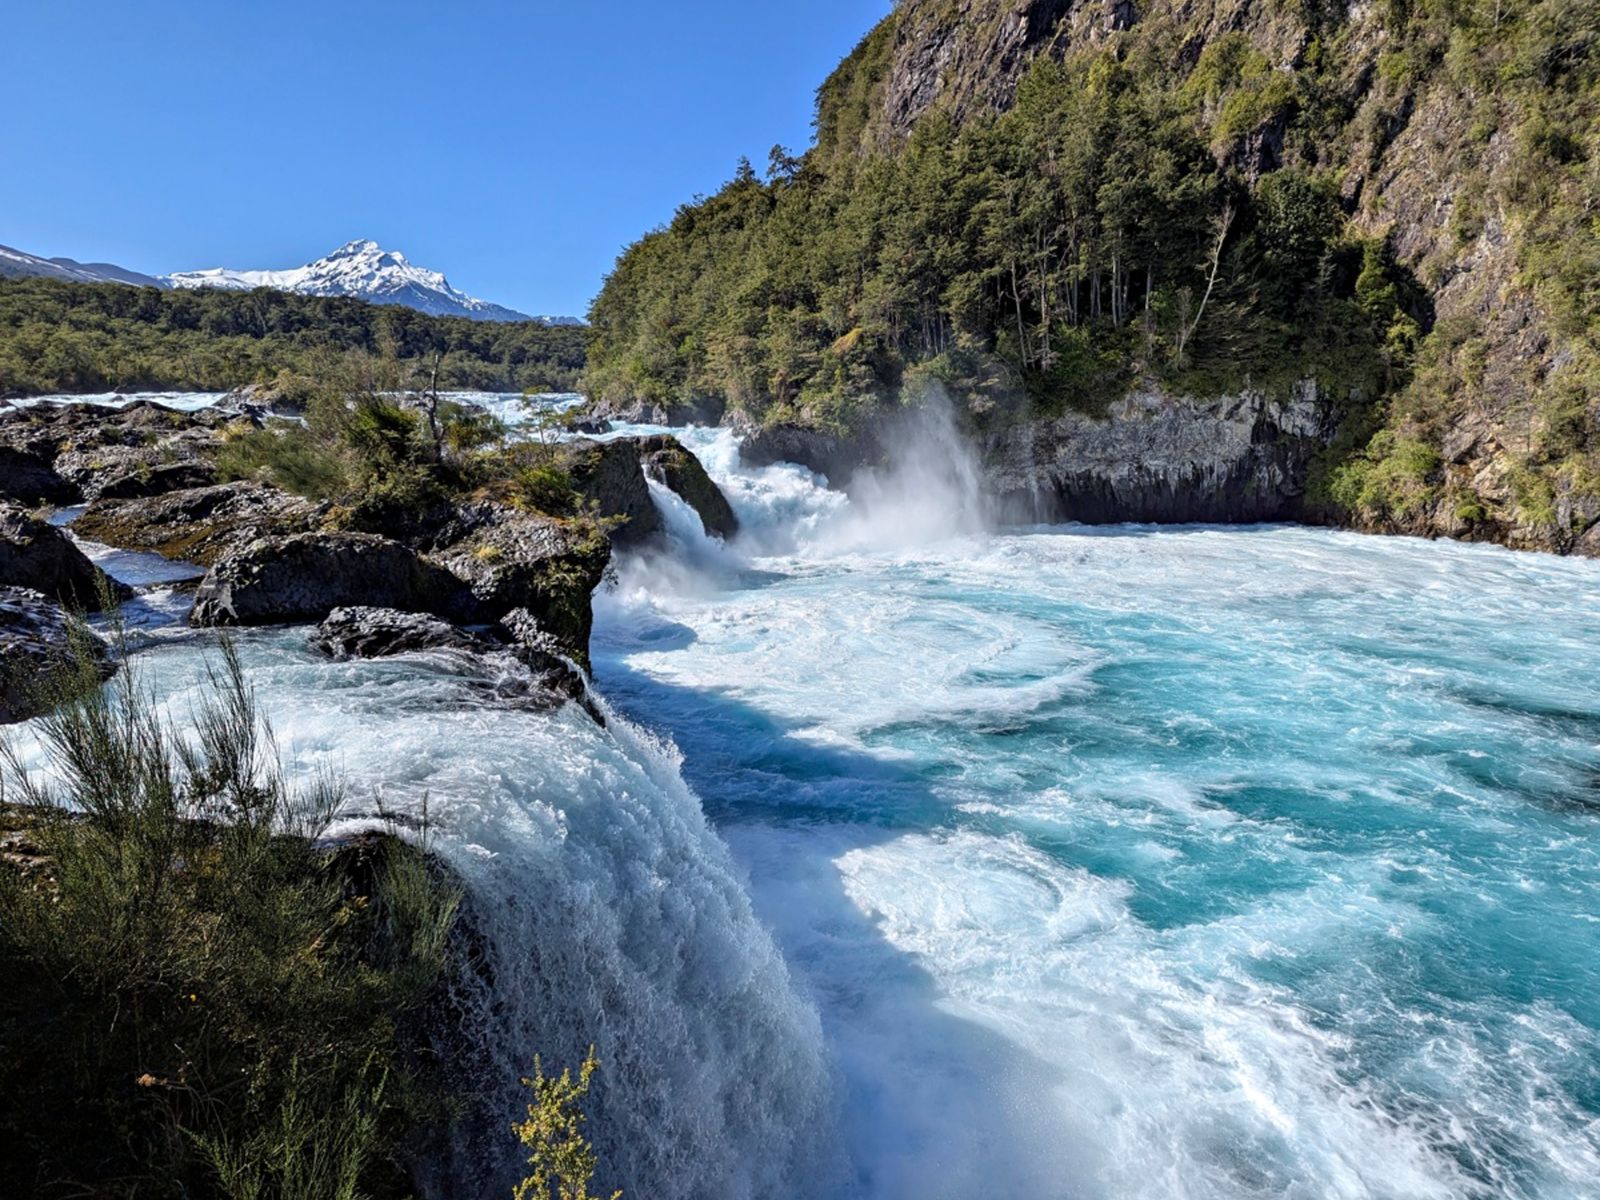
[1,0,891,318]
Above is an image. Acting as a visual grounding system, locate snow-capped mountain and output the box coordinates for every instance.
[0,242,164,288]
[163,239,554,324]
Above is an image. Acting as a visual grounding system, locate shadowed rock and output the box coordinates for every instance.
[0,586,116,725]
[636,435,739,539]
[0,504,128,609]
[557,438,663,545]
[191,532,473,628]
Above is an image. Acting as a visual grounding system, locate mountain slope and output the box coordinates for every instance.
[164,239,548,323]
[0,243,163,288]
[587,0,1599,556]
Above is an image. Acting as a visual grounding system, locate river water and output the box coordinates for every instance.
[12,393,1600,1199]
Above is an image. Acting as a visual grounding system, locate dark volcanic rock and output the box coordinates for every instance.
[557,438,663,545]
[739,422,885,485]
[0,503,127,609]
[637,435,739,539]
[0,586,115,725]
[581,394,727,428]
[310,604,601,721]
[91,461,218,502]
[310,606,486,659]
[191,532,474,628]
[0,398,245,505]
[430,510,610,667]
[75,482,324,568]
[0,446,73,506]
[981,382,1337,524]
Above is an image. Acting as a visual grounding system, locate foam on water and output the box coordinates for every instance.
[4,633,841,1200]
[20,391,1600,1197]
[592,427,1600,1199]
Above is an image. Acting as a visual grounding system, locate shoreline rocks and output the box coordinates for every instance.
[0,586,116,725]
[191,531,474,628]
[980,381,1337,526]
[0,503,129,609]
[75,482,325,568]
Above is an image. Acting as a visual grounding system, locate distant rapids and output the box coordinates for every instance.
[12,392,1600,1199]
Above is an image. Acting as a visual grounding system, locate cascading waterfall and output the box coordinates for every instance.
[5,632,844,1200]
[17,391,1600,1200]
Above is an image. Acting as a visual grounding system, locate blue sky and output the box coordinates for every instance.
[1,0,891,318]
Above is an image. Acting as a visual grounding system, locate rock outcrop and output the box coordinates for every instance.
[191,532,472,628]
[0,446,73,506]
[75,482,324,567]
[557,438,663,545]
[0,399,249,505]
[0,587,115,725]
[982,381,1336,524]
[429,510,610,667]
[738,421,885,487]
[310,605,599,720]
[580,394,727,428]
[310,606,486,659]
[637,435,739,538]
[0,504,127,609]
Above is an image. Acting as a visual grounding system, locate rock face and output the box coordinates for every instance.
[0,587,115,725]
[637,435,739,539]
[429,511,611,667]
[0,446,73,506]
[75,482,324,568]
[738,421,885,486]
[191,532,472,628]
[981,381,1336,524]
[310,607,485,659]
[0,504,127,609]
[557,438,663,546]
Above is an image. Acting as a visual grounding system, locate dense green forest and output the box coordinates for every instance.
[585,0,1599,538]
[0,278,588,397]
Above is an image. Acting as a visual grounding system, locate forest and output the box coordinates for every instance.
[0,278,588,397]
[584,0,1598,536]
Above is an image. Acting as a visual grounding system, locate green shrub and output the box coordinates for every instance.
[0,639,459,1199]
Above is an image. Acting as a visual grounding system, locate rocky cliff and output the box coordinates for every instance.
[591,0,1598,556]
[983,379,1336,523]
[824,0,1597,554]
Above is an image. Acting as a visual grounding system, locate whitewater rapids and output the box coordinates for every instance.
[9,391,1600,1199]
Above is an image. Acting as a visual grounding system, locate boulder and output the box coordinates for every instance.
[75,482,324,567]
[0,587,116,725]
[557,438,663,545]
[0,504,127,610]
[430,510,610,667]
[581,393,727,428]
[738,421,884,485]
[636,435,739,539]
[0,446,74,506]
[191,532,473,628]
[310,605,600,721]
[310,606,485,659]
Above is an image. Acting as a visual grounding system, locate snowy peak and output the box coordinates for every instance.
[2,237,580,325]
[163,240,562,324]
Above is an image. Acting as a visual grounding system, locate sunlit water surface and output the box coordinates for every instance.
[12,394,1599,1199]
